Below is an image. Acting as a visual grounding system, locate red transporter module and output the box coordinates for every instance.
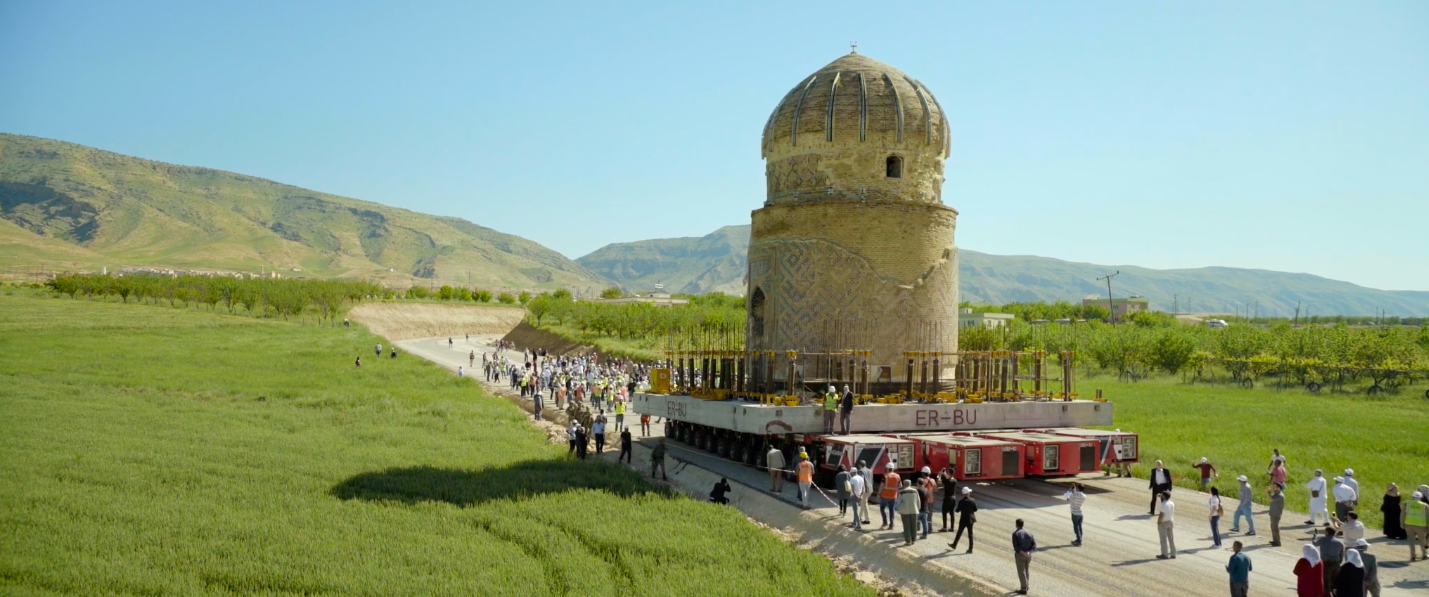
[816,434,916,486]
[1032,428,1140,470]
[973,431,1101,477]
[897,433,1025,481]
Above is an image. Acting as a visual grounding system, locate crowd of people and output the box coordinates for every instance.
[1142,453,1428,597]
[443,337,1429,597]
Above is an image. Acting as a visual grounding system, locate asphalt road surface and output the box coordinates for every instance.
[399,335,1429,597]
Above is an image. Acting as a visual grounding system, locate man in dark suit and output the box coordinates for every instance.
[1149,460,1173,515]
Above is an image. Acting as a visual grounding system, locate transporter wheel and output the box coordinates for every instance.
[1306,382,1322,393]
[718,437,732,459]
[697,429,711,451]
[672,423,684,443]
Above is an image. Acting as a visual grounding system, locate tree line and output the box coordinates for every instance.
[526,291,747,351]
[45,273,385,324]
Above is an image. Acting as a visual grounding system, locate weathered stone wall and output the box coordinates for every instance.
[747,201,958,377]
[749,53,959,380]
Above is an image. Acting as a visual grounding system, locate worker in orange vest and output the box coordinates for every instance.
[880,465,903,530]
[797,452,815,509]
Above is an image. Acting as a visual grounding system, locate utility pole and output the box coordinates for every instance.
[1097,271,1120,323]
[1172,294,1179,316]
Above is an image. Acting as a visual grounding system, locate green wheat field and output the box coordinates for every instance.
[0,294,871,596]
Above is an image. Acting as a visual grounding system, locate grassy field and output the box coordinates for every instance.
[0,295,871,596]
[1095,373,1429,528]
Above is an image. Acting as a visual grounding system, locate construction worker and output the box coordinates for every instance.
[1405,491,1428,561]
[614,399,626,433]
[797,452,815,509]
[822,386,838,434]
[839,384,855,434]
[880,467,902,530]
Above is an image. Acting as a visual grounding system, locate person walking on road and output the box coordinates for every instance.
[1306,469,1331,526]
[650,439,668,480]
[880,469,902,530]
[592,416,606,455]
[796,453,815,509]
[1342,511,1366,545]
[1063,483,1086,546]
[834,465,851,517]
[1155,492,1177,559]
[918,467,936,539]
[857,461,873,526]
[618,427,632,464]
[1225,541,1252,597]
[1315,524,1345,593]
[567,422,580,455]
[1208,487,1225,548]
[469,350,475,368]
[939,468,959,532]
[1381,483,1406,540]
[1404,490,1429,561]
[1149,460,1174,515]
[639,413,650,437]
[532,387,543,421]
[1334,476,1358,524]
[1012,519,1036,595]
[766,444,786,494]
[1355,539,1380,597]
[1293,545,1324,597]
[1337,549,1367,597]
[1231,475,1256,536]
[848,466,866,531]
[613,399,625,433]
[1268,483,1286,546]
[839,384,855,434]
[575,425,589,460]
[822,386,838,434]
[1343,468,1361,508]
[390,347,397,359]
[1193,457,1218,489]
[895,480,920,546]
[375,343,382,357]
[948,487,977,553]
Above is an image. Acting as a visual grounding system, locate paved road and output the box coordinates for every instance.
[399,335,1429,597]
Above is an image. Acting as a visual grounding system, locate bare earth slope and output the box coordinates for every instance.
[347,302,525,341]
[0,133,613,291]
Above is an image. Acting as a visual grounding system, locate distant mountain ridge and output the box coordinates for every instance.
[0,134,612,291]
[578,225,1429,317]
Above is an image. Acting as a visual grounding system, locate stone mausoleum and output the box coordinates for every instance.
[746,51,959,385]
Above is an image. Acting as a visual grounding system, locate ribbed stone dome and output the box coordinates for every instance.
[761,52,950,159]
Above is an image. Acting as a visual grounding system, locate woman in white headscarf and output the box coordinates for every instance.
[1335,548,1366,597]
[1293,544,1323,597]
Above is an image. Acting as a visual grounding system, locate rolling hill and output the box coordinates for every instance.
[0,134,612,291]
[578,225,1429,317]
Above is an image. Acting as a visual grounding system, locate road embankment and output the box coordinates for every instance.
[348,302,524,340]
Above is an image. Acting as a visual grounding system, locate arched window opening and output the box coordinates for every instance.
[750,287,767,339]
[886,155,902,178]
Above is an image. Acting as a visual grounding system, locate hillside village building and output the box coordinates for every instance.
[746,51,959,384]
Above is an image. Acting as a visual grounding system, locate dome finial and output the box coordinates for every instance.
[849,41,858,54]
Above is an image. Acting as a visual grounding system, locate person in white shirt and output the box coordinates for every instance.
[858,464,874,526]
[1342,468,1360,505]
[1063,483,1087,546]
[848,468,867,531]
[1341,511,1366,544]
[1306,469,1330,526]
[1156,492,1177,559]
[1208,487,1224,548]
[1333,476,1358,522]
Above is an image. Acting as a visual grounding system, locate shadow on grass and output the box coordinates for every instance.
[331,459,673,507]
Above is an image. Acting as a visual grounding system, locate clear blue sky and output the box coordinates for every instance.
[3,1,1426,290]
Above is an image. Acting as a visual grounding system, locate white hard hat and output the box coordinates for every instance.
[1344,468,1354,476]
[1415,492,1424,500]
[962,486,972,495]
[1334,477,1343,483]
[1200,457,1208,463]
[1237,475,1248,482]
[921,466,931,474]
[828,385,836,393]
